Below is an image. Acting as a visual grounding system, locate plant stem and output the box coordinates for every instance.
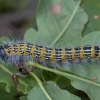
[28,62,100,87]
[50,0,81,46]
[29,72,52,100]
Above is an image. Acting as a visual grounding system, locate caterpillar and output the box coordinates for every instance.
[0,43,99,66]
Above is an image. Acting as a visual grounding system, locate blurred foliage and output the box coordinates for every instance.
[0,0,31,12]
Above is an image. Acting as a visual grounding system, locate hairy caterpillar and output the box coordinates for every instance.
[0,43,99,66]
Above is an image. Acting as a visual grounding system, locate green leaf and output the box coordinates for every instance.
[36,0,88,46]
[80,31,100,45]
[82,0,100,36]
[24,28,38,43]
[27,81,81,100]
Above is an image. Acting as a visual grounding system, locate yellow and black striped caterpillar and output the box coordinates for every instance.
[0,43,100,65]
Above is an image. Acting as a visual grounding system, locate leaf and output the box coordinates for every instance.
[36,0,88,47]
[27,81,81,100]
[24,28,38,43]
[82,0,100,36]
